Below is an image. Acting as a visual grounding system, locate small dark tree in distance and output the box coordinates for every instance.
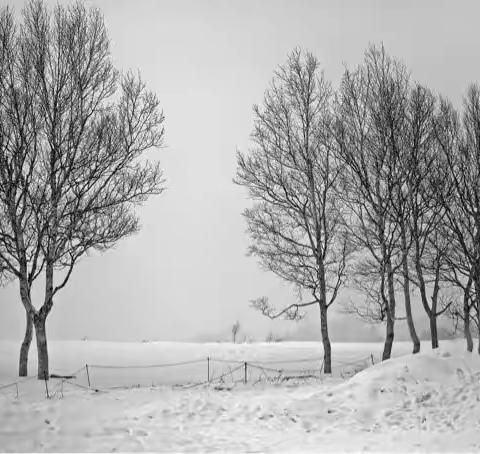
[232,321,240,343]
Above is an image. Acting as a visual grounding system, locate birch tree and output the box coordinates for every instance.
[401,84,451,349]
[435,86,480,353]
[335,45,411,359]
[235,49,350,374]
[0,4,45,376]
[0,0,165,378]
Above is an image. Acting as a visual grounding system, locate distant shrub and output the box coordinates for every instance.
[265,331,283,343]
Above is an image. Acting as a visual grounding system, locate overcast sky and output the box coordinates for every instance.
[0,0,479,343]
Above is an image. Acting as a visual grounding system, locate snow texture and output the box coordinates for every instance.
[0,339,479,452]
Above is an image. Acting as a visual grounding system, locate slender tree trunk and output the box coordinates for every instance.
[400,228,420,353]
[19,310,33,376]
[18,277,34,377]
[34,259,55,379]
[33,314,49,379]
[477,324,480,355]
[429,314,439,349]
[383,312,394,360]
[382,260,396,361]
[319,302,332,374]
[413,236,440,350]
[465,316,473,352]
[464,285,473,352]
[476,277,480,355]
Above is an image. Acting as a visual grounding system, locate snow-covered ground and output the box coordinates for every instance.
[0,339,479,452]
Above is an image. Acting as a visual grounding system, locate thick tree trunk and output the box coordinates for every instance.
[34,314,49,380]
[319,302,332,374]
[400,229,420,353]
[19,311,33,376]
[429,314,439,349]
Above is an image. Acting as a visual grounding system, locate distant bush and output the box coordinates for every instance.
[419,326,459,341]
[265,331,283,343]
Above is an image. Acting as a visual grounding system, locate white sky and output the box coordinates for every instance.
[0,0,478,342]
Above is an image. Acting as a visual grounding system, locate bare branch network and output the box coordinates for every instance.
[0,0,165,378]
[237,44,480,369]
[1,0,480,381]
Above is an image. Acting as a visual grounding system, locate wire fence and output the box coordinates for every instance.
[0,352,378,400]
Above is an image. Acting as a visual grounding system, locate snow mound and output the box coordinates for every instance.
[330,348,480,408]
[348,350,474,388]
[290,347,480,447]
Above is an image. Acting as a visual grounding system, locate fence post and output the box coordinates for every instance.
[207,357,210,383]
[86,364,91,388]
[244,362,247,384]
[371,353,374,366]
[44,372,49,399]
[15,382,18,399]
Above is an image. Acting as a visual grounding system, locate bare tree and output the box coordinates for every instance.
[341,259,392,324]
[235,49,351,374]
[401,84,451,349]
[232,321,240,343]
[335,45,413,359]
[434,86,480,353]
[0,0,165,378]
[445,272,475,352]
[0,4,46,376]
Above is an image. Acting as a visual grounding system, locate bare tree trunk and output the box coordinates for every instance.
[476,277,480,355]
[404,287,420,353]
[382,261,396,361]
[319,302,332,374]
[429,314,439,349]
[19,311,33,376]
[35,260,54,379]
[464,286,473,352]
[477,324,480,355]
[18,278,34,377]
[400,228,420,353]
[382,312,394,360]
[465,317,473,352]
[33,314,49,379]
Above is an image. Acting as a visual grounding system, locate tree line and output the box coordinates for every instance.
[236,46,480,374]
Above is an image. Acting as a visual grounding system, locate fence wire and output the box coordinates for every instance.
[0,352,378,399]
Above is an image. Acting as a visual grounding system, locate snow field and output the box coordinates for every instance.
[0,339,479,452]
